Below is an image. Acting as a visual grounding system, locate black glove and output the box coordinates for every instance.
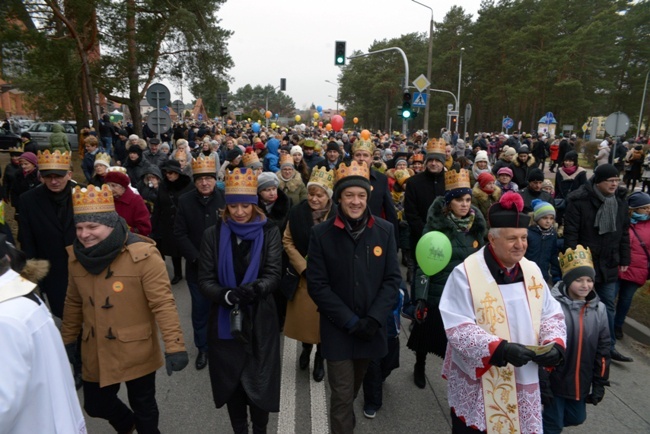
[349,317,380,341]
[64,342,77,365]
[415,300,428,325]
[533,345,563,367]
[165,351,189,376]
[586,383,605,405]
[502,342,536,367]
[230,284,256,305]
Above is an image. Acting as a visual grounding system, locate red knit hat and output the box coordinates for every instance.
[477,172,495,189]
[104,171,130,188]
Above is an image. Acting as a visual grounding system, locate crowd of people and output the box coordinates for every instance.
[0,115,649,434]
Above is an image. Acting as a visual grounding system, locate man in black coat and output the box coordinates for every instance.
[174,159,226,370]
[563,164,632,362]
[307,162,401,434]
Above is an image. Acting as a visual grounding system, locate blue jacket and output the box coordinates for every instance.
[263,138,280,172]
[525,225,561,283]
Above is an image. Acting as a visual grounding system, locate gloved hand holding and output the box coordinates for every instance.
[533,344,563,367]
[165,351,189,376]
[586,383,605,405]
[64,342,77,365]
[230,284,256,305]
[415,300,428,324]
[502,342,536,367]
[349,317,380,341]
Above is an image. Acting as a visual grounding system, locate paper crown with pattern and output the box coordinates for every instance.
[72,184,115,215]
[242,152,262,168]
[351,138,375,155]
[225,168,258,201]
[335,160,370,182]
[192,154,216,175]
[394,169,411,186]
[308,166,335,192]
[280,154,294,168]
[559,245,594,275]
[301,138,320,149]
[426,138,446,155]
[3,145,24,154]
[37,150,71,171]
[94,152,111,167]
[107,166,127,174]
[412,153,424,163]
[445,169,471,191]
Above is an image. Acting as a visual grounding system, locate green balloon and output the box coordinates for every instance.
[415,231,452,276]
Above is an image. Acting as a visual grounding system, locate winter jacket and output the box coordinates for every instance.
[61,233,186,387]
[549,283,610,400]
[369,170,400,244]
[263,138,280,173]
[404,169,446,247]
[471,183,502,221]
[277,170,307,206]
[114,187,152,236]
[525,225,561,282]
[198,219,282,412]
[531,139,547,161]
[49,124,70,152]
[619,218,650,285]
[150,173,194,257]
[3,161,21,203]
[82,149,103,183]
[142,149,168,168]
[549,141,560,161]
[564,182,630,283]
[518,188,552,213]
[258,188,292,236]
[135,164,163,204]
[12,169,40,214]
[124,158,154,187]
[555,167,588,200]
[595,146,610,167]
[491,157,512,176]
[509,155,536,190]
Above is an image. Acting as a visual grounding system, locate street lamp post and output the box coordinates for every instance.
[327,95,339,113]
[411,0,433,134]
[456,47,464,135]
[325,80,339,114]
[637,70,650,139]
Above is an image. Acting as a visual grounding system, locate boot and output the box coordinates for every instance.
[313,351,324,382]
[413,352,426,389]
[299,343,312,370]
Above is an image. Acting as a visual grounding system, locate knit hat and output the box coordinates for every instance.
[226,148,243,162]
[503,147,517,158]
[497,167,513,178]
[564,151,578,163]
[527,168,545,183]
[128,145,143,156]
[290,145,303,156]
[541,179,554,191]
[257,172,279,192]
[19,152,38,167]
[487,192,531,228]
[93,152,111,168]
[161,159,183,175]
[72,185,120,227]
[394,157,408,167]
[225,168,258,205]
[628,191,650,209]
[559,245,596,288]
[477,172,495,190]
[593,164,619,184]
[104,171,130,189]
[334,161,371,202]
[532,199,555,221]
[517,145,530,154]
[474,150,489,164]
[128,134,139,141]
[326,141,341,153]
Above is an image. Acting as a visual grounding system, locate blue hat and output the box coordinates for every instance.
[628,192,650,209]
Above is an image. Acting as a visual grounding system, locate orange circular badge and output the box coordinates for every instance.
[112,281,124,293]
[473,240,479,248]
[373,246,383,257]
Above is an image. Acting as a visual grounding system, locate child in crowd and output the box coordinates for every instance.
[495,167,519,193]
[542,245,610,434]
[542,179,555,197]
[525,199,561,283]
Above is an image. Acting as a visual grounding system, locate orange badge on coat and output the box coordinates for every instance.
[113,281,124,293]
[473,240,479,248]
[373,246,383,257]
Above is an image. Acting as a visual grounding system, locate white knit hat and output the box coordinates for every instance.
[474,150,489,163]
[290,145,303,156]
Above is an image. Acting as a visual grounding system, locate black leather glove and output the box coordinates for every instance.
[230,284,256,305]
[502,342,536,367]
[349,317,380,341]
[586,383,605,405]
[64,342,77,365]
[532,344,563,367]
[165,351,189,376]
[415,299,428,325]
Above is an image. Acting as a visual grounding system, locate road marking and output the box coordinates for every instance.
[310,352,328,434]
[278,337,296,434]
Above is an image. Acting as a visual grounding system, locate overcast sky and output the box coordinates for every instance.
[171,0,483,112]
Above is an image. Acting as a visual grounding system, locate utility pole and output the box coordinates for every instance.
[411,1,433,134]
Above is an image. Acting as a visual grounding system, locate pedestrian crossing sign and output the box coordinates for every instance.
[412,92,427,108]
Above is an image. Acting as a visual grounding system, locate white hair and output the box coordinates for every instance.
[488,228,502,239]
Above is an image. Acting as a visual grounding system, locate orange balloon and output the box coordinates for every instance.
[360,129,371,140]
[353,117,359,124]
[325,123,332,131]
[265,111,272,119]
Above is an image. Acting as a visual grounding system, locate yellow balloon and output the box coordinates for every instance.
[313,122,318,127]
[353,117,359,124]
[326,123,332,131]
[247,118,251,122]
[361,129,371,140]
[295,115,301,122]
[271,122,277,129]
[313,112,319,120]
[265,110,272,119]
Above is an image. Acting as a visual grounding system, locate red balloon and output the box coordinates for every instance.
[318,121,323,127]
[331,114,344,132]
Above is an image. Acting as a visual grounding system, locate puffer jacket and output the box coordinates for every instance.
[49,124,71,152]
[525,225,561,283]
[549,283,610,400]
[263,138,280,172]
[509,155,536,190]
[619,218,650,285]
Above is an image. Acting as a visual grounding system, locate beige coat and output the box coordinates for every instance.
[277,171,308,206]
[61,237,186,387]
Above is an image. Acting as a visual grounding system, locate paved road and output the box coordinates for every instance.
[79,260,650,434]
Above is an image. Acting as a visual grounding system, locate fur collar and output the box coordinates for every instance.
[472,183,502,202]
[277,171,304,192]
[512,155,536,168]
[425,196,487,237]
[558,166,586,181]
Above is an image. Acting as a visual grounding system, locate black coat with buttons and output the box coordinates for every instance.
[307,213,401,361]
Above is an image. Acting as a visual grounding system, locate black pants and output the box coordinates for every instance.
[363,337,400,410]
[163,255,183,277]
[226,383,269,434]
[83,371,159,434]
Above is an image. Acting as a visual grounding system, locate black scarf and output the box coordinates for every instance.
[338,206,368,241]
[73,219,129,275]
[46,182,73,225]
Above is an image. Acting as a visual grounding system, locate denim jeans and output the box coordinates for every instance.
[594,281,617,349]
[101,136,112,156]
[542,396,587,434]
[187,279,210,352]
[615,279,640,330]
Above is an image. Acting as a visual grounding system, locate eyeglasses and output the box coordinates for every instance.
[604,178,620,184]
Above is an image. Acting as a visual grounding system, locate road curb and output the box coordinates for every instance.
[623,317,650,346]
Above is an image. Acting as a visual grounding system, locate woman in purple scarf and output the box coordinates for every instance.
[198,168,282,434]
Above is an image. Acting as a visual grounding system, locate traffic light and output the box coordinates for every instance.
[220,105,228,116]
[280,78,286,91]
[335,41,346,65]
[401,92,412,119]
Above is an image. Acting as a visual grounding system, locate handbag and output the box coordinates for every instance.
[279,264,301,301]
[230,304,249,344]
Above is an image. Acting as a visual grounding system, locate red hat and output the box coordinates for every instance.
[255,142,266,151]
[477,172,495,189]
[104,171,130,188]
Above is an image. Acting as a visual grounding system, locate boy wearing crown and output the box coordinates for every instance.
[541,245,610,433]
[307,160,401,434]
[439,193,566,434]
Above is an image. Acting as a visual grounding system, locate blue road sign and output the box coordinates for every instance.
[502,117,514,129]
[545,111,554,123]
[412,92,427,108]
[198,113,203,121]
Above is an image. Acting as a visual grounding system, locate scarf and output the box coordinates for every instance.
[311,205,330,225]
[73,218,128,276]
[562,165,578,176]
[445,157,454,170]
[337,206,368,241]
[538,225,555,240]
[217,217,266,339]
[631,212,650,225]
[448,209,475,232]
[592,183,618,235]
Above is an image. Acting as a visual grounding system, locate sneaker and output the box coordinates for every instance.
[363,408,377,419]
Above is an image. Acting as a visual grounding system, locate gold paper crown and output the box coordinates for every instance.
[426,138,446,155]
[94,152,111,166]
[308,166,335,191]
[412,153,424,162]
[301,139,320,149]
[192,155,216,175]
[107,166,127,174]
[394,169,411,186]
[242,152,261,168]
[559,245,594,275]
[225,168,257,196]
[280,154,294,167]
[37,150,71,171]
[335,160,370,182]
[5,145,24,154]
[351,139,375,155]
[72,184,115,215]
[445,169,471,191]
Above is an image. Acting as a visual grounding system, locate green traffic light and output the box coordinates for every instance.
[336,56,344,64]
[402,110,412,119]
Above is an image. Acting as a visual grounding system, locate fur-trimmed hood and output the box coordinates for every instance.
[472,183,502,203]
[277,170,305,193]
[425,196,487,238]
[20,259,50,283]
[512,155,536,168]
[558,166,586,181]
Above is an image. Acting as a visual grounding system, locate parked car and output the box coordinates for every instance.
[18,119,34,133]
[26,122,79,151]
[0,128,21,150]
